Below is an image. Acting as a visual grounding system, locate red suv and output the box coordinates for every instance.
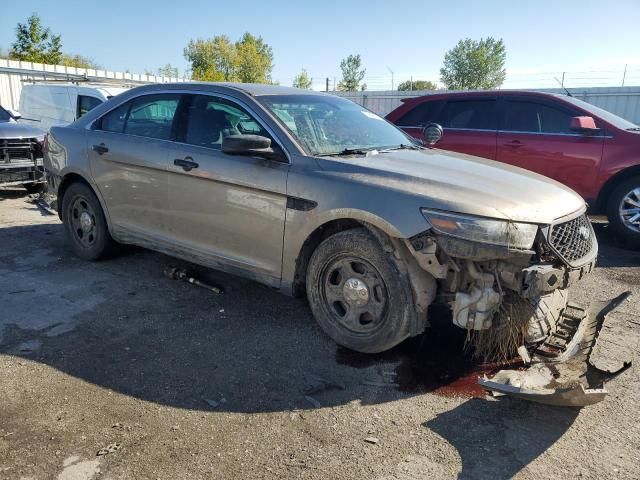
[387,91,640,245]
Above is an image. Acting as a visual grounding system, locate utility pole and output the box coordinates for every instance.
[325,77,329,92]
[622,64,627,87]
[386,66,394,91]
[561,72,565,88]
[410,75,413,91]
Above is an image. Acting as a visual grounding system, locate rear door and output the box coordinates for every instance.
[164,93,289,286]
[435,97,498,159]
[88,93,182,239]
[496,96,604,198]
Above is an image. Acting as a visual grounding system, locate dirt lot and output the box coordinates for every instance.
[1,188,639,480]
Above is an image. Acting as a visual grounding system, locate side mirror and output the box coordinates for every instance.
[422,123,443,146]
[7,109,22,120]
[222,134,278,159]
[570,116,599,134]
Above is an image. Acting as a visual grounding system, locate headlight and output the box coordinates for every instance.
[421,208,539,249]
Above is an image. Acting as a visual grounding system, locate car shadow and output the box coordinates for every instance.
[591,222,640,268]
[425,399,580,479]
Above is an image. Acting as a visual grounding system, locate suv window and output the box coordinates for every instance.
[183,95,269,149]
[439,99,497,130]
[396,100,443,127]
[504,99,577,134]
[77,95,102,118]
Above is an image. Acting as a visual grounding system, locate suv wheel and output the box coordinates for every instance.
[61,182,116,260]
[306,228,416,353]
[607,176,640,247]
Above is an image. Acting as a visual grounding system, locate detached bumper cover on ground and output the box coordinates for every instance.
[479,293,633,407]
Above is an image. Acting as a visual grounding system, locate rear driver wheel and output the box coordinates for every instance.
[306,228,417,353]
[61,182,116,260]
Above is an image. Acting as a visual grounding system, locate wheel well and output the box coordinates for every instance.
[596,166,640,213]
[292,219,364,297]
[56,173,91,220]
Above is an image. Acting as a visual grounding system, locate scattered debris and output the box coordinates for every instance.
[163,266,223,294]
[304,395,321,408]
[303,374,345,395]
[364,437,379,444]
[96,443,122,456]
[361,380,399,388]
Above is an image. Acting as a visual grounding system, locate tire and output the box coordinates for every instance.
[306,228,417,353]
[61,182,116,260]
[24,182,46,195]
[606,176,640,248]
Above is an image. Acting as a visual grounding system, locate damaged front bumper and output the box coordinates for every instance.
[479,295,632,407]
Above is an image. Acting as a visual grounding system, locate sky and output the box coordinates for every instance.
[1,0,640,91]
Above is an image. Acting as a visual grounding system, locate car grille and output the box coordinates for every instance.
[549,214,595,265]
[1,138,42,163]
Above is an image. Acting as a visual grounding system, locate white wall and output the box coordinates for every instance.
[0,59,186,111]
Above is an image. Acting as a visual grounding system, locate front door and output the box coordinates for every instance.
[165,93,289,286]
[88,93,182,239]
[496,96,604,199]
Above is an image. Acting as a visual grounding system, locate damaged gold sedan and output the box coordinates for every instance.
[44,83,616,407]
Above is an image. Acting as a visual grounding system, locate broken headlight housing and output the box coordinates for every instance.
[421,208,539,249]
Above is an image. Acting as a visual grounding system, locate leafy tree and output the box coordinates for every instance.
[9,13,62,64]
[440,37,506,90]
[157,63,179,78]
[397,79,437,91]
[60,54,100,69]
[293,68,312,89]
[337,54,365,92]
[184,33,273,83]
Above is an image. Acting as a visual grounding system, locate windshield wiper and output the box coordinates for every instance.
[627,127,640,131]
[316,148,371,157]
[378,143,424,153]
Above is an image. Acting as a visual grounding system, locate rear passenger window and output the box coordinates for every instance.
[395,100,442,126]
[99,102,130,133]
[183,95,269,149]
[440,100,497,130]
[504,100,577,134]
[125,94,180,140]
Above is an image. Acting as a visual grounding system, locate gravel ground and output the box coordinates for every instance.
[0,188,639,480]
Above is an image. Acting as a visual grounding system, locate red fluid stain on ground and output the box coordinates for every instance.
[336,304,522,399]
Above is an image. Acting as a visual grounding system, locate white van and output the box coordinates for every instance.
[19,84,129,131]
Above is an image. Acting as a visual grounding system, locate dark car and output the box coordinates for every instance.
[387,90,640,245]
[0,105,46,193]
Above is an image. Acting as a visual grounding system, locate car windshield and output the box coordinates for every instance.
[0,106,11,122]
[258,94,412,155]
[559,95,638,130]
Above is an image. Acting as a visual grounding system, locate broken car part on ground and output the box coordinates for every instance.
[44,82,610,407]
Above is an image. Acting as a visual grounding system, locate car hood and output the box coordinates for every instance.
[316,148,585,225]
[0,121,46,139]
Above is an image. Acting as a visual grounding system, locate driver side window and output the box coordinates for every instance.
[183,95,270,149]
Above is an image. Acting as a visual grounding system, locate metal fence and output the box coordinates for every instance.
[0,59,186,111]
[332,86,640,124]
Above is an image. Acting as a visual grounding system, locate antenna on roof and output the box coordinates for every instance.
[553,75,573,97]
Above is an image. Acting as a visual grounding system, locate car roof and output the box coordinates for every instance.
[136,81,323,97]
[403,89,567,102]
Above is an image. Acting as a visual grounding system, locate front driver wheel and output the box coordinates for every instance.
[607,176,640,248]
[61,182,116,260]
[306,228,417,353]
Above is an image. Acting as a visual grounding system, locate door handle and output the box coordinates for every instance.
[174,157,199,172]
[92,143,109,155]
[503,140,524,148]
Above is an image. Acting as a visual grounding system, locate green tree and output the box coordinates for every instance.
[292,68,312,89]
[9,13,62,64]
[440,37,506,90]
[157,63,179,78]
[337,54,365,92]
[59,53,100,69]
[397,79,437,91]
[184,33,273,83]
